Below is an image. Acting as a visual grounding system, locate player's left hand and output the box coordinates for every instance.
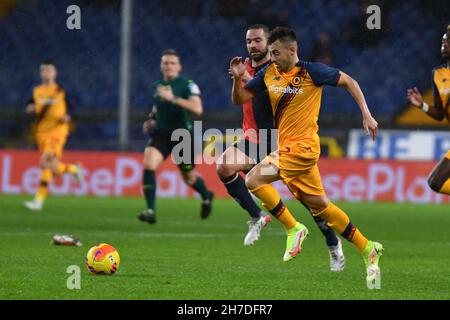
[156,85,175,102]
[228,57,250,80]
[229,56,246,80]
[363,113,378,141]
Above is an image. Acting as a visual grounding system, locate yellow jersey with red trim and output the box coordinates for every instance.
[31,83,70,136]
[432,64,450,121]
[245,61,340,150]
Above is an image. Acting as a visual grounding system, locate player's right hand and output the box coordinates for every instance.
[229,56,246,80]
[407,87,423,108]
[143,119,156,134]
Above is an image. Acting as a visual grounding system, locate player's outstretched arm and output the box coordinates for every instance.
[230,57,254,105]
[406,87,445,121]
[337,71,378,140]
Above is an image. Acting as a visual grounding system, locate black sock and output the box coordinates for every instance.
[299,200,338,247]
[142,170,156,211]
[221,173,261,219]
[191,176,211,200]
[313,216,339,247]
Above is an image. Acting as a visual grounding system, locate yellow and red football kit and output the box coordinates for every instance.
[432,64,450,194]
[29,83,78,204]
[245,61,340,198]
[245,61,369,251]
[432,64,450,160]
[32,83,70,158]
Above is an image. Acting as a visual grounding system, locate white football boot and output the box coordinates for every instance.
[328,238,345,272]
[24,198,43,211]
[244,214,272,246]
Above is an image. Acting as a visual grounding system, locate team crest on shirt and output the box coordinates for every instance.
[290,66,307,87]
[290,76,302,87]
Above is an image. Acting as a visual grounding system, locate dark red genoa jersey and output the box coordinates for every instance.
[242,60,274,144]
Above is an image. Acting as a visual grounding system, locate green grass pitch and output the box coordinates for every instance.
[0,194,449,300]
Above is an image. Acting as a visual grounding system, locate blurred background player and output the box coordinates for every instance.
[24,61,82,211]
[138,49,214,224]
[230,27,383,286]
[219,24,345,272]
[407,24,450,196]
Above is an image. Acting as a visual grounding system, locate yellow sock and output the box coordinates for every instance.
[57,162,77,176]
[315,202,368,252]
[36,169,52,202]
[439,179,450,195]
[250,184,298,231]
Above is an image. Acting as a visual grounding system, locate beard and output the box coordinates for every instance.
[249,48,268,62]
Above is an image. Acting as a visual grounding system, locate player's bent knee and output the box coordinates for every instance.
[182,173,197,186]
[245,172,260,191]
[40,157,52,169]
[143,162,156,171]
[143,156,159,171]
[303,197,329,215]
[40,162,50,170]
[216,163,236,179]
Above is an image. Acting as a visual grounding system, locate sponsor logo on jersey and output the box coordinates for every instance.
[269,85,303,95]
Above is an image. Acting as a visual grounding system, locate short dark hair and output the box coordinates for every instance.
[162,49,180,59]
[248,24,270,37]
[41,60,56,67]
[268,27,297,45]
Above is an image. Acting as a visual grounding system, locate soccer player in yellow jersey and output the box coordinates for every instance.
[24,61,82,211]
[407,25,450,196]
[230,27,383,286]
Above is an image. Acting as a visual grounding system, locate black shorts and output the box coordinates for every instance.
[146,129,196,172]
[232,138,277,165]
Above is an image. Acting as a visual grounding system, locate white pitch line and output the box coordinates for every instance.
[0,229,286,239]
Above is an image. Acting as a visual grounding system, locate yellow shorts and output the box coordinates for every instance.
[262,141,325,198]
[445,150,450,160]
[36,133,67,158]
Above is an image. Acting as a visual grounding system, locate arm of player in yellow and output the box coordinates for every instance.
[407,87,445,121]
[337,71,378,140]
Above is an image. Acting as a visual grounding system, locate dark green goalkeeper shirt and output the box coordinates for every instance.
[151,76,201,131]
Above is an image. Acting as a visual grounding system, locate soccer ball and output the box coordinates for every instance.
[85,243,120,275]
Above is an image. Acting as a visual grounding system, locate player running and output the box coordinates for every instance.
[217,24,275,245]
[407,24,450,196]
[230,27,383,287]
[138,49,214,224]
[219,24,345,271]
[24,61,82,211]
